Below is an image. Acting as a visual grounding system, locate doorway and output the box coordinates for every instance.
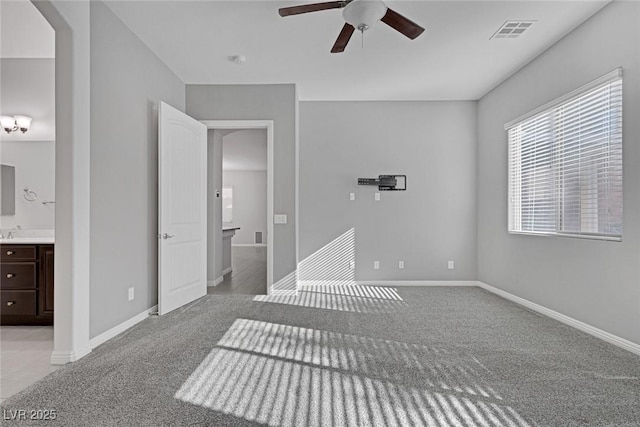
[0,0,60,400]
[202,121,273,295]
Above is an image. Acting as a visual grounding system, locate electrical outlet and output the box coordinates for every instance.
[448,261,454,270]
[398,261,405,269]
[349,260,355,270]
[128,287,135,301]
[349,192,355,201]
[374,192,381,201]
[373,261,380,270]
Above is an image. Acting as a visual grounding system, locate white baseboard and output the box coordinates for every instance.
[88,305,158,350]
[296,278,640,355]
[232,244,267,247]
[297,280,477,287]
[358,280,478,287]
[477,281,640,356]
[222,267,232,276]
[50,345,92,365]
[208,276,224,287]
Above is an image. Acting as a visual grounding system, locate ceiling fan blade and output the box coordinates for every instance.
[380,8,425,40]
[331,23,355,53]
[279,1,345,17]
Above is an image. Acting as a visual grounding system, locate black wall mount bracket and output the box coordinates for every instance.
[357,175,406,191]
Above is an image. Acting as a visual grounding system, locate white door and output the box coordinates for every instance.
[158,102,207,315]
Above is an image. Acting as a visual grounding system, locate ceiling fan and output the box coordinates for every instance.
[278,0,425,53]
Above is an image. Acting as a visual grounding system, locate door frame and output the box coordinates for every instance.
[201,120,274,293]
[32,0,92,365]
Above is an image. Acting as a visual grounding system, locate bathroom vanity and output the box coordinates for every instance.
[0,241,54,325]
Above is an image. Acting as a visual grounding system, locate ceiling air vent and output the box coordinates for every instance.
[491,21,535,39]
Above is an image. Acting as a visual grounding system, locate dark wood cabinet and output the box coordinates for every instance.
[40,246,54,316]
[0,244,53,325]
[1,262,37,289]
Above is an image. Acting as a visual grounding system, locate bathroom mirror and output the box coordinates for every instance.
[0,164,16,215]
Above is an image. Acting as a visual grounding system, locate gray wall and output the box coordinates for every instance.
[0,140,55,230]
[186,84,297,286]
[299,101,477,281]
[90,1,185,337]
[0,58,55,142]
[223,170,267,245]
[0,59,55,229]
[477,1,640,345]
[207,129,223,283]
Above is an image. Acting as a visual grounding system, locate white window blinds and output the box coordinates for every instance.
[507,69,623,240]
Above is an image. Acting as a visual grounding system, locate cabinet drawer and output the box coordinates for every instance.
[0,245,37,261]
[1,291,36,316]
[0,262,37,289]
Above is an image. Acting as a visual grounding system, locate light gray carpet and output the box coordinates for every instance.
[2,286,639,426]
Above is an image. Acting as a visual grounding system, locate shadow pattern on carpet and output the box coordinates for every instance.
[1,286,639,426]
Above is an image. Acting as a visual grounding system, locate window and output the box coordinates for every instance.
[507,69,622,240]
[222,186,233,223]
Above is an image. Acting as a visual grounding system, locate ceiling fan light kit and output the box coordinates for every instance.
[278,0,425,53]
[342,0,387,33]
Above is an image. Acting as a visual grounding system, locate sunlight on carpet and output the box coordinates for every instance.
[175,319,531,427]
[254,284,408,313]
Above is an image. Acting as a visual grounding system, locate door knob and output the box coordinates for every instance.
[6,273,14,278]
[6,250,14,255]
[6,301,15,306]
[162,233,175,239]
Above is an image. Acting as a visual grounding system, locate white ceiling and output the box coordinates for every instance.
[222,129,268,171]
[105,0,609,101]
[0,0,54,59]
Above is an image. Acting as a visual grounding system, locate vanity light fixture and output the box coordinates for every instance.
[0,115,32,134]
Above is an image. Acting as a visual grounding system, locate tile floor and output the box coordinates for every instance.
[1,247,266,402]
[208,246,267,295]
[0,326,59,403]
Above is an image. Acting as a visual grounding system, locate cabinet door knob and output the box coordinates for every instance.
[6,301,15,306]
[6,250,14,255]
[6,273,14,278]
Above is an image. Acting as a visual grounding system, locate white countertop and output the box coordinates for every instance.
[0,230,55,244]
[0,237,55,244]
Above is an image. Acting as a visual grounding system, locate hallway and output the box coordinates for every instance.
[208,246,267,295]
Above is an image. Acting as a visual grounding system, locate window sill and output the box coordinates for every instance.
[508,230,622,242]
